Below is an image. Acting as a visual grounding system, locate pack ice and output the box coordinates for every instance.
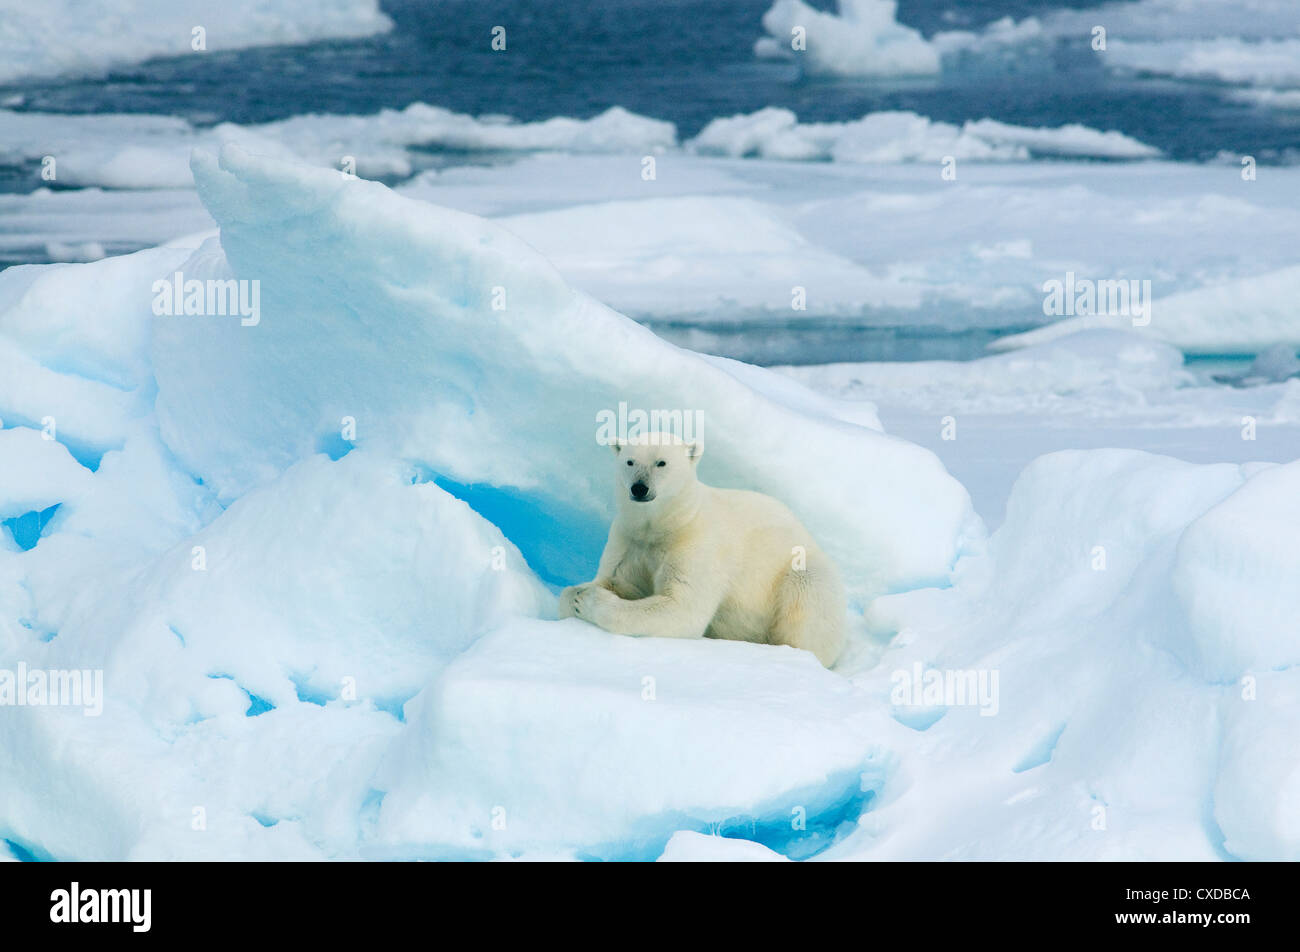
[0,146,1294,860]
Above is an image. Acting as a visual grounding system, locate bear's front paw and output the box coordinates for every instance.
[559,582,603,620]
[557,585,585,619]
[569,583,618,626]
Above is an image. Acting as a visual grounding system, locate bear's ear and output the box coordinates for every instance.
[611,441,624,455]
[686,441,703,465]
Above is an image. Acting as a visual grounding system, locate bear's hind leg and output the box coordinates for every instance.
[770,560,846,668]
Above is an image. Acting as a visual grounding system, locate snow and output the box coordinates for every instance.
[1172,461,1300,680]
[1213,670,1300,861]
[154,145,977,598]
[0,427,95,519]
[776,328,1300,526]
[821,448,1289,860]
[0,143,1296,862]
[658,830,791,861]
[372,621,890,859]
[0,0,392,85]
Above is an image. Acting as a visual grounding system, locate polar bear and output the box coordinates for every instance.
[558,434,846,667]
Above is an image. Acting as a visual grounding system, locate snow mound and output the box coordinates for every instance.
[372,620,889,859]
[1172,460,1300,680]
[96,451,552,721]
[832,448,1289,860]
[688,108,1158,163]
[0,248,202,463]
[0,449,547,859]
[658,830,790,861]
[989,451,1244,614]
[156,145,978,599]
[0,427,94,520]
[1214,670,1300,861]
[0,0,392,84]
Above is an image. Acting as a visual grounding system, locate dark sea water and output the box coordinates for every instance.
[2,0,1296,172]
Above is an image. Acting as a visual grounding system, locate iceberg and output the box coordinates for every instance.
[0,0,392,85]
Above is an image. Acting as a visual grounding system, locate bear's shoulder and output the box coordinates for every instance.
[710,486,797,519]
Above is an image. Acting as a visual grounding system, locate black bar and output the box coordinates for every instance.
[0,861,1282,939]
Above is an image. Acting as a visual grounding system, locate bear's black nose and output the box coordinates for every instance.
[630,482,649,500]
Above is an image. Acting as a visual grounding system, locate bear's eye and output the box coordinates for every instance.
[626,460,634,466]
[656,461,666,467]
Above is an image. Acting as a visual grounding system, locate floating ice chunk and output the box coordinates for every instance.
[42,242,106,264]
[994,264,1300,356]
[0,106,677,191]
[755,0,941,77]
[690,108,1014,162]
[1108,38,1300,88]
[0,187,214,269]
[776,330,1193,415]
[1247,343,1300,382]
[961,119,1161,160]
[688,108,1158,163]
[0,0,392,84]
[241,104,676,166]
[1231,88,1300,109]
[785,0,1300,87]
[495,193,922,319]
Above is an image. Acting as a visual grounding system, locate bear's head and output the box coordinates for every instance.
[611,433,702,506]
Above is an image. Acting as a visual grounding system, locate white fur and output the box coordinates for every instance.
[558,435,846,667]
